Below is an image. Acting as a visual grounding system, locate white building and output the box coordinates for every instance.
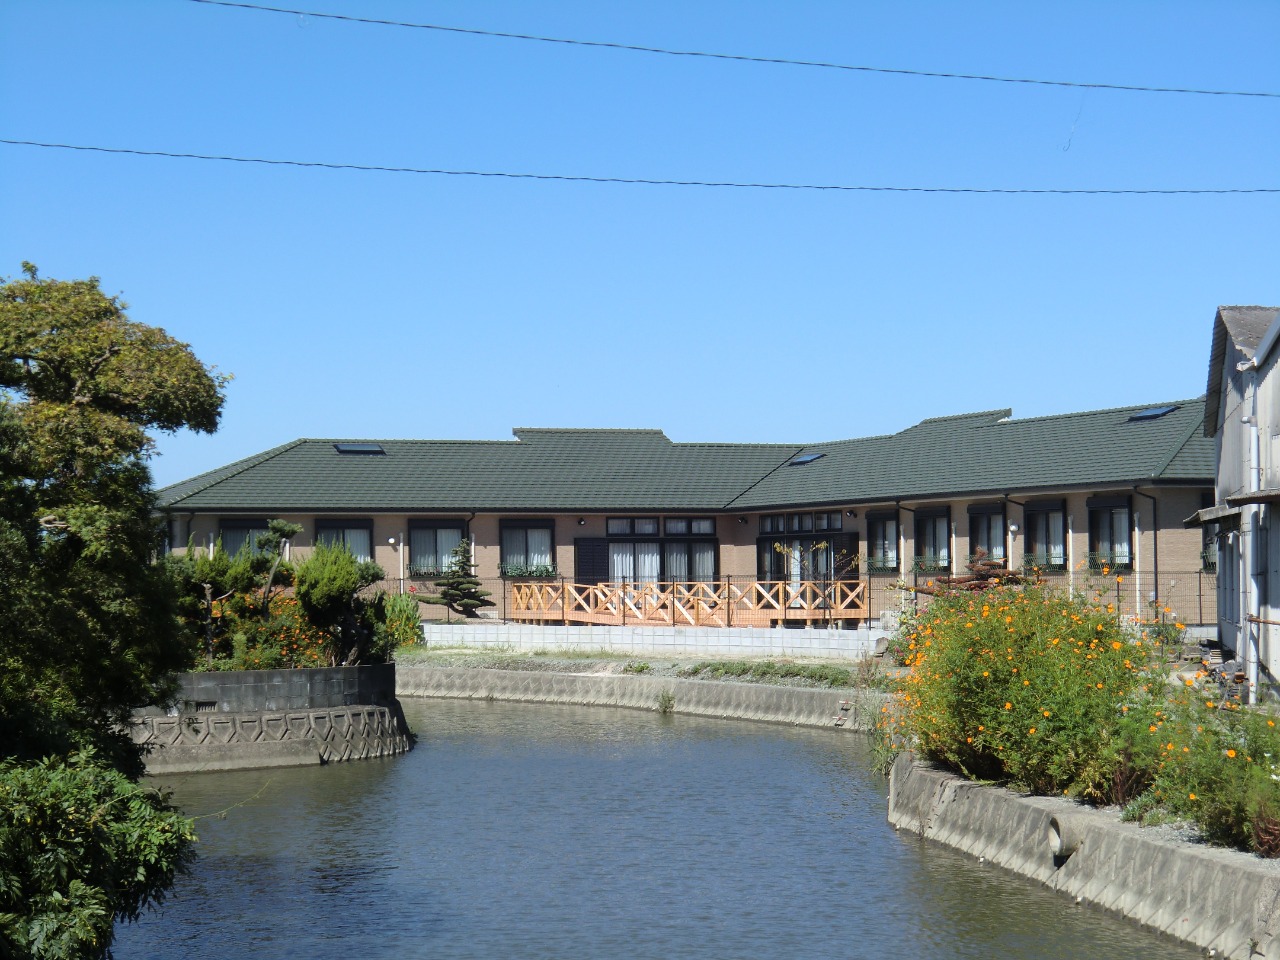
[1199,305,1280,698]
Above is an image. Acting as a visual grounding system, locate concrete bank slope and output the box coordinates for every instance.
[397,667,886,731]
[888,754,1280,960]
[136,705,413,774]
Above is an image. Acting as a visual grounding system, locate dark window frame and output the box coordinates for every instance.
[1086,495,1133,570]
[407,519,466,578]
[499,518,557,577]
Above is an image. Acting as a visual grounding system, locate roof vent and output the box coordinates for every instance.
[333,443,386,455]
[1127,405,1179,422]
[787,453,825,466]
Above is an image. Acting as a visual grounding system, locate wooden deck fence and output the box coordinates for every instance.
[508,579,868,628]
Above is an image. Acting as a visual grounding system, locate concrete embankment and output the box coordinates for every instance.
[396,666,886,731]
[888,754,1280,960]
[136,664,413,774]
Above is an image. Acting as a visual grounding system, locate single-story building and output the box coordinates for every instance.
[159,397,1216,629]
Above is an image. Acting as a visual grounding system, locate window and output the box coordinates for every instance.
[760,512,840,534]
[968,503,1005,562]
[867,513,898,573]
[1024,500,1066,570]
[333,442,385,455]
[218,520,269,557]
[664,517,716,536]
[408,522,463,577]
[500,520,555,577]
[1087,496,1131,569]
[757,533,855,582]
[607,517,659,536]
[315,521,373,561]
[915,509,950,572]
[606,518,716,583]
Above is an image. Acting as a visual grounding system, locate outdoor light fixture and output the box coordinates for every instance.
[577,518,586,525]
[737,517,747,524]
[845,510,857,518]
[1009,523,1020,534]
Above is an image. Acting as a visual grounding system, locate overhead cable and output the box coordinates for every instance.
[3,139,1277,194]
[185,0,1280,100]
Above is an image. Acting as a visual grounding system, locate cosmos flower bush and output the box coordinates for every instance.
[879,578,1280,856]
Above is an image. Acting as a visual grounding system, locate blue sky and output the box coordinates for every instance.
[2,0,1277,488]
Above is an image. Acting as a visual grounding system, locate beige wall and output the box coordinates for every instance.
[173,488,1211,587]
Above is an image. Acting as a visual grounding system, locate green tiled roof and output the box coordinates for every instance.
[729,398,1212,509]
[157,398,1212,514]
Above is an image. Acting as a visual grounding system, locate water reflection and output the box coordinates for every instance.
[114,699,1197,960]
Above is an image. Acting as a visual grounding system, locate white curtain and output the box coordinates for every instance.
[636,542,661,583]
[345,528,372,562]
[609,543,635,582]
[410,528,437,572]
[220,526,265,557]
[526,528,552,567]
[1112,508,1131,564]
[1048,512,1065,565]
[438,527,462,566]
[665,543,689,582]
[692,542,716,582]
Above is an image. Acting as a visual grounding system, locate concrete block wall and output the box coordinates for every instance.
[419,623,880,659]
[134,704,413,774]
[141,663,399,715]
[888,755,1280,960]
[396,667,887,732]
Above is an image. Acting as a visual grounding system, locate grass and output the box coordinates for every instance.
[677,660,856,688]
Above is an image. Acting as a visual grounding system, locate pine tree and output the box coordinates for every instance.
[422,539,494,618]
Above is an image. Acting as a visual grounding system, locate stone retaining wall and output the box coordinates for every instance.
[396,666,886,731]
[888,754,1280,960]
[135,704,412,774]
[421,623,881,659]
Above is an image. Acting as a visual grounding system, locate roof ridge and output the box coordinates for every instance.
[913,408,1012,427]
[159,439,306,506]
[983,397,1204,428]
[720,445,809,510]
[1149,404,1208,478]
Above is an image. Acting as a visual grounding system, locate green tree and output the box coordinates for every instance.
[0,263,227,958]
[422,539,493,618]
[293,541,389,665]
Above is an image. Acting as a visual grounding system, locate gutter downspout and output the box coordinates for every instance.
[1237,357,1263,704]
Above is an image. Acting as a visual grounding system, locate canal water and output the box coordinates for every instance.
[114,698,1196,959]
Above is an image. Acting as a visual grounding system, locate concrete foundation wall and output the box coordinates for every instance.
[420,623,881,659]
[135,704,413,774]
[143,663,398,714]
[397,666,886,732]
[888,754,1280,960]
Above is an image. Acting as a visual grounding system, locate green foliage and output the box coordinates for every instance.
[656,690,676,714]
[622,661,652,674]
[421,540,494,618]
[879,579,1280,856]
[293,541,387,665]
[0,263,223,952]
[678,660,854,688]
[0,752,195,960]
[383,592,424,648]
[881,583,1160,799]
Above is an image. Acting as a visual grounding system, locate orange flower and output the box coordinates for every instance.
[1004,702,1012,710]
[1227,749,1237,758]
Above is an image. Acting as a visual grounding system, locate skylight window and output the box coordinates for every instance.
[1127,405,1179,422]
[333,442,386,455]
[787,453,825,466]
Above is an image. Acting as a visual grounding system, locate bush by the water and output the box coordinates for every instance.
[879,579,1280,857]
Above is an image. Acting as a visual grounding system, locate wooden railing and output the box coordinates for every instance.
[508,579,867,628]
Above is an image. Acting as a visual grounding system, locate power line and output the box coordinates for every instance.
[4,139,1278,194]
[185,0,1280,101]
